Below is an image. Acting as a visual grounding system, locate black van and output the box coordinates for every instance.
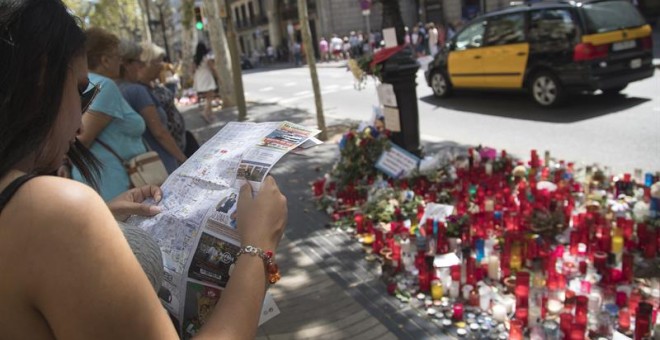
[425,0,655,107]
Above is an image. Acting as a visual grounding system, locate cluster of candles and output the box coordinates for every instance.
[329,148,660,339]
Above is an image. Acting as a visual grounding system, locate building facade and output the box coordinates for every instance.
[227,0,518,59]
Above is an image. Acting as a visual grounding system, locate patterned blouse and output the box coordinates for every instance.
[151,84,187,151]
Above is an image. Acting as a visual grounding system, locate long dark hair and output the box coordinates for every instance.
[194,42,209,67]
[0,0,99,186]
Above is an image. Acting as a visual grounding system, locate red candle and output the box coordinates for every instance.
[593,251,608,273]
[418,267,431,293]
[622,253,633,282]
[635,302,653,340]
[619,307,631,331]
[560,313,573,336]
[509,319,524,340]
[569,323,586,340]
[453,302,464,321]
[514,308,528,328]
[616,291,628,308]
[354,213,364,234]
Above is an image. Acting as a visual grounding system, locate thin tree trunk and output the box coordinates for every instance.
[180,0,195,89]
[203,0,236,107]
[298,0,327,140]
[222,0,247,121]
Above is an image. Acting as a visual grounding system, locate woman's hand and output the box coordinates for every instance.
[236,176,287,251]
[107,185,163,222]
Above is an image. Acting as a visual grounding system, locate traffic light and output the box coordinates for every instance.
[194,6,204,30]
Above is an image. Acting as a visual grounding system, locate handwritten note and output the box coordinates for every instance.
[375,142,420,178]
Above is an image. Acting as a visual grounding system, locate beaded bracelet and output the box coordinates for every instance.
[235,245,281,284]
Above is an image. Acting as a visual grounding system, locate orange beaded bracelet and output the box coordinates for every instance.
[235,245,281,284]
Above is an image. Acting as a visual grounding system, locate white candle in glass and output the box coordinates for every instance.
[488,255,500,280]
[492,304,507,322]
[547,298,563,315]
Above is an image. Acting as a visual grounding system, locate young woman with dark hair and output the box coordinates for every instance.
[193,41,219,123]
[0,0,288,338]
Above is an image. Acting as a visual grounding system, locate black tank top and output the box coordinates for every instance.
[0,174,37,213]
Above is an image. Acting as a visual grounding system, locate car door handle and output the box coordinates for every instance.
[474,55,481,59]
[517,52,527,56]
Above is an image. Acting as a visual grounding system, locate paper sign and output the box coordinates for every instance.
[383,27,397,48]
[421,203,455,225]
[375,142,420,178]
[376,83,397,107]
[383,106,401,132]
[433,252,461,268]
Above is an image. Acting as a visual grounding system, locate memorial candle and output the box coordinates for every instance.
[634,302,653,340]
[430,279,443,300]
[354,213,364,233]
[453,303,464,321]
[492,303,507,322]
[509,319,524,340]
[488,255,500,281]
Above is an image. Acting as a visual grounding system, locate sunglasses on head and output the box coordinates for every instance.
[79,81,100,114]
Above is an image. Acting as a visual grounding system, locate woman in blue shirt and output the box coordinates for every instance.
[73,28,147,201]
[118,41,187,174]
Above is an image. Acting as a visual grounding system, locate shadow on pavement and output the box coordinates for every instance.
[419,92,651,123]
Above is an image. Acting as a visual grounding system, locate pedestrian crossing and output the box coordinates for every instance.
[246,79,360,106]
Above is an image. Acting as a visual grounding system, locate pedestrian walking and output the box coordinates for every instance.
[192,42,219,124]
[319,37,329,62]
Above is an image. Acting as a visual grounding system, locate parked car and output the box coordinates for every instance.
[425,0,655,107]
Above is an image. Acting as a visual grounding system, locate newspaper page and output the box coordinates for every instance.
[128,121,319,338]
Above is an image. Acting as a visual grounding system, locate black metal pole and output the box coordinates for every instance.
[380,0,421,156]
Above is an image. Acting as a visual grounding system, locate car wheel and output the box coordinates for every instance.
[602,85,627,95]
[530,71,565,107]
[431,71,452,98]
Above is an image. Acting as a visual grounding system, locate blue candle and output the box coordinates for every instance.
[475,238,485,263]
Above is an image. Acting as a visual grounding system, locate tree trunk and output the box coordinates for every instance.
[222,0,247,121]
[180,0,195,89]
[298,0,327,140]
[203,0,236,107]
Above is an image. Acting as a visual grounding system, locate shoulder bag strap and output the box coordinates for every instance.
[96,139,126,165]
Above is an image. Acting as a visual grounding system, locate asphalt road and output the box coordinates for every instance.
[241,62,660,175]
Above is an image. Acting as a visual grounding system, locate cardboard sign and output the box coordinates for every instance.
[375,142,420,178]
[383,27,397,48]
[376,83,397,107]
[382,106,401,132]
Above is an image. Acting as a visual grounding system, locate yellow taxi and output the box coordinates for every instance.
[425,0,655,107]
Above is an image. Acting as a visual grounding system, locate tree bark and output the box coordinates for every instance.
[298,0,327,140]
[222,0,247,121]
[180,0,195,88]
[203,0,236,107]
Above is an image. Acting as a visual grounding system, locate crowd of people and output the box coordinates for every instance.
[0,0,287,338]
[316,21,462,62]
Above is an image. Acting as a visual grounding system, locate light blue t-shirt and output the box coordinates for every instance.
[72,73,147,201]
[118,82,179,174]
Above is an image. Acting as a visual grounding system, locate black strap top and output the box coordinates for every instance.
[0,174,37,213]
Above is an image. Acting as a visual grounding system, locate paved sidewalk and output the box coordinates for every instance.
[180,102,465,339]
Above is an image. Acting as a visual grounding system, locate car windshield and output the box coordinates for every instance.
[582,1,646,33]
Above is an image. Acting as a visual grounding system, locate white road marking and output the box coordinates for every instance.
[263,97,282,103]
[294,90,312,96]
[259,87,274,92]
[284,82,297,87]
[340,85,354,90]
